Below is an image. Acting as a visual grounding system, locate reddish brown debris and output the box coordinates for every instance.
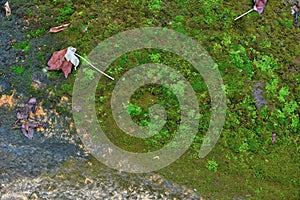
[49,23,70,33]
[254,0,268,14]
[4,2,11,17]
[47,48,73,78]
[15,98,44,140]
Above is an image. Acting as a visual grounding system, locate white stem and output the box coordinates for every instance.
[234,9,254,21]
[75,53,114,80]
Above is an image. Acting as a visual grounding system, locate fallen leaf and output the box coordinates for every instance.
[47,48,73,78]
[48,46,114,79]
[48,48,67,70]
[16,110,29,120]
[4,2,11,17]
[16,97,37,120]
[65,47,80,69]
[292,5,299,28]
[49,23,70,33]
[234,0,268,20]
[22,123,34,140]
[16,98,45,140]
[254,0,268,14]
[27,97,37,114]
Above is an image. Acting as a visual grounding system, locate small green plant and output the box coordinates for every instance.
[174,15,185,22]
[128,102,143,116]
[221,34,232,47]
[29,28,46,38]
[206,158,218,172]
[12,66,26,75]
[148,0,163,11]
[171,21,187,34]
[278,86,290,102]
[60,3,73,15]
[12,39,30,51]
[229,45,254,79]
[60,83,72,94]
[149,53,161,63]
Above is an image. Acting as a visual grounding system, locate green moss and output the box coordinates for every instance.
[21,0,300,199]
[12,66,26,75]
[12,39,30,51]
[28,28,46,38]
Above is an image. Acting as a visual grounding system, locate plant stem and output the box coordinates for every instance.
[74,53,114,80]
[234,9,254,21]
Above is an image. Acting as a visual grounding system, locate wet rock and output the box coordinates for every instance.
[0,80,12,94]
[0,158,201,200]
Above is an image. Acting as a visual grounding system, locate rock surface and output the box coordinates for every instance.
[0,1,201,199]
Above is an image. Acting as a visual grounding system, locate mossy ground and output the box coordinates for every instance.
[12,0,299,199]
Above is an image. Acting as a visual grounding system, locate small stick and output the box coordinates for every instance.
[74,53,114,80]
[234,9,254,21]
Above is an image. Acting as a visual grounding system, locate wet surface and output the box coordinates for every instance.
[0,1,202,199]
[0,0,86,191]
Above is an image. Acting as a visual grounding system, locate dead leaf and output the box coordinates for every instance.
[49,23,70,33]
[254,0,268,14]
[65,47,80,69]
[47,48,74,78]
[48,46,114,79]
[235,0,268,20]
[4,2,11,17]
[16,110,29,120]
[21,123,36,140]
[16,97,37,120]
[48,48,67,70]
[16,98,45,140]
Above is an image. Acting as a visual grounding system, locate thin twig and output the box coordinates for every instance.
[74,53,114,80]
[234,9,254,21]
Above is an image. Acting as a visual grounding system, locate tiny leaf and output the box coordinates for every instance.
[65,46,80,69]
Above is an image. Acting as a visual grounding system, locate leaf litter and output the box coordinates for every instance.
[291,5,299,28]
[14,98,45,140]
[235,0,268,20]
[47,48,74,78]
[49,23,70,33]
[4,1,11,17]
[47,46,114,80]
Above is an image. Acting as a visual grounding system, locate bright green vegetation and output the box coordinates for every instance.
[23,0,299,199]
[29,28,46,38]
[12,65,26,75]
[12,28,46,51]
[12,39,30,51]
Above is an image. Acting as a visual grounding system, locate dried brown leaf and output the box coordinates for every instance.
[16,98,44,140]
[49,23,70,33]
[47,48,74,78]
[254,0,268,14]
[61,59,73,78]
[47,49,67,70]
[4,2,11,17]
